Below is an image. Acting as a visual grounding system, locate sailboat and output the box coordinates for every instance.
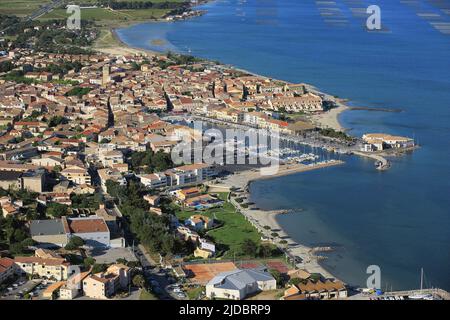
[409,268,434,300]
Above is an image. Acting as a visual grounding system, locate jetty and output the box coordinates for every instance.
[353,151,390,170]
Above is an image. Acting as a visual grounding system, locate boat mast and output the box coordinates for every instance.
[420,267,424,292]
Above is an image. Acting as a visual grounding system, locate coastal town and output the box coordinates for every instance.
[0,2,446,303]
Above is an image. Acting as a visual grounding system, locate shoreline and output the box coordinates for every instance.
[107,23,351,133]
[93,27,158,57]
[108,16,353,284]
[207,161,345,281]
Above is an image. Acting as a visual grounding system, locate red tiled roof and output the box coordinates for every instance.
[67,218,109,234]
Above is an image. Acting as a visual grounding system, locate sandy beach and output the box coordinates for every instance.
[93,27,158,57]
[308,104,348,132]
[206,161,345,280]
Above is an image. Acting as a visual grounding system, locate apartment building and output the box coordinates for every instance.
[139,172,168,189]
[60,165,92,186]
[14,256,75,281]
[83,264,130,299]
[140,163,215,190]
[98,168,127,192]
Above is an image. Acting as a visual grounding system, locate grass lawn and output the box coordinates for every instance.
[174,192,262,259]
[0,0,50,16]
[1,0,184,19]
[185,286,204,300]
[40,7,170,22]
[91,27,122,49]
[139,288,158,300]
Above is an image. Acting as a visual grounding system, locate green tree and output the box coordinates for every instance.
[258,244,273,258]
[46,203,68,218]
[269,269,283,287]
[241,239,258,257]
[91,263,107,274]
[132,274,146,288]
[65,236,84,250]
[83,257,96,269]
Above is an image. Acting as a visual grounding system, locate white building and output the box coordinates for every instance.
[206,268,276,300]
[139,172,168,189]
[64,216,111,248]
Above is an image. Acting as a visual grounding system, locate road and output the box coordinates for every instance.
[111,199,183,300]
[0,0,65,34]
[27,0,65,21]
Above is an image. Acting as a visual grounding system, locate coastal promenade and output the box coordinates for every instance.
[206,160,345,280]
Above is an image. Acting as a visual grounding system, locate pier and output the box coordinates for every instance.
[353,151,390,170]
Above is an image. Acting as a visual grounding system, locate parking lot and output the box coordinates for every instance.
[87,247,138,264]
[0,278,44,300]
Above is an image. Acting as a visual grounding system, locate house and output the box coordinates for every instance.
[194,238,216,259]
[83,264,130,299]
[174,187,201,201]
[143,194,160,206]
[2,202,19,218]
[185,214,214,231]
[287,269,311,281]
[206,268,277,300]
[184,194,224,210]
[283,279,347,300]
[176,226,200,243]
[0,257,16,284]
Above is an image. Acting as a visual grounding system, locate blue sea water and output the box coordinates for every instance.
[117,0,450,290]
